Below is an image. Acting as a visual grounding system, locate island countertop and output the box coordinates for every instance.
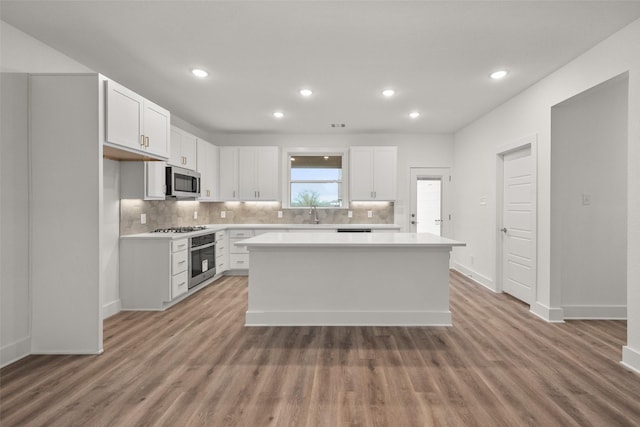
[236,232,465,248]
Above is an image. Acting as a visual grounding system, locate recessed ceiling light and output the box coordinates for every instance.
[273,111,284,119]
[490,70,508,80]
[299,89,313,97]
[191,68,208,78]
[382,89,395,97]
[409,111,420,119]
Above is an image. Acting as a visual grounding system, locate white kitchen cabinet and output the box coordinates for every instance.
[215,230,229,273]
[105,79,170,159]
[229,229,254,270]
[197,139,219,201]
[120,161,166,200]
[120,237,192,310]
[169,126,197,171]
[350,146,397,201]
[219,146,239,201]
[219,146,279,201]
[238,146,279,201]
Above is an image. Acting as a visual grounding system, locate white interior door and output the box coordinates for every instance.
[501,147,534,304]
[410,168,449,236]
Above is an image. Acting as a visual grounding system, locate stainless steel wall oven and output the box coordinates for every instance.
[189,233,216,288]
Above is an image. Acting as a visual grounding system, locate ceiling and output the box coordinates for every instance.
[3,1,640,135]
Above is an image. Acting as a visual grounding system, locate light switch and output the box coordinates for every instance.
[348,211,353,218]
[193,211,198,219]
[582,194,591,206]
[277,211,283,218]
[220,211,226,219]
[140,213,146,224]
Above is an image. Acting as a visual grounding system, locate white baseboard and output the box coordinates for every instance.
[563,305,627,320]
[621,346,640,375]
[1,336,31,368]
[452,263,496,292]
[530,301,565,323]
[245,310,452,327]
[102,299,121,319]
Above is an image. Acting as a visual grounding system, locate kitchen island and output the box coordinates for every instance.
[237,232,465,326]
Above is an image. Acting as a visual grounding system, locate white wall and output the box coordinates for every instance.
[209,133,454,231]
[551,75,628,319]
[0,73,31,366]
[0,21,92,73]
[453,18,640,371]
[102,159,120,318]
[0,21,97,365]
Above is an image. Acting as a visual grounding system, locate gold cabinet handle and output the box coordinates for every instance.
[140,135,145,147]
[145,136,150,147]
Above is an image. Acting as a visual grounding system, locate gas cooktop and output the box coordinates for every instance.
[152,226,207,233]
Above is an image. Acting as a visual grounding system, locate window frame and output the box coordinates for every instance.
[283,147,350,209]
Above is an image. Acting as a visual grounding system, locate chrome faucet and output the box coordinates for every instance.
[309,205,320,224]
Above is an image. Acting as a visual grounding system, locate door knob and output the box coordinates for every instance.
[500,227,507,233]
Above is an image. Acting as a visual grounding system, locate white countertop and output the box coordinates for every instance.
[120,223,401,240]
[236,232,466,248]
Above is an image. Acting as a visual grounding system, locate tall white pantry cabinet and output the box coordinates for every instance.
[29,74,105,355]
[28,73,169,355]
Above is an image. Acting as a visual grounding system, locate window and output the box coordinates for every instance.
[289,155,343,207]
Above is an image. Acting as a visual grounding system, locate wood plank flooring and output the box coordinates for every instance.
[2,271,639,426]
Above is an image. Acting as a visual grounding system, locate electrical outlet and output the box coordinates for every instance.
[140,213,146,224]
[277,211,283,218]
[193,211,198,219]
[367,210,373,218]
[348,211,353,218]
[220,211,226,219]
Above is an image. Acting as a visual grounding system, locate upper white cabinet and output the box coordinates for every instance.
[219,146,279,201]
[120,161,166,200]
[350,146,397,201]
[169,126,197,171]
[105,79,170,159]
[219,146,239,201]
[197,139,219,201]
[238,147,279,201]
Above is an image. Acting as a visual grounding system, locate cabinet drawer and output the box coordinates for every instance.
[172,250,188,274]
[171,271,188,299]
[229,229,254,239]
[215,240,226,256]
[172,239,189,253]
[229,238,249,254]
[215,259,226,271]
[229,254,249,269]
[215,230,226,241]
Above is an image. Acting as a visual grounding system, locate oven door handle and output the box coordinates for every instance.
[190,242,215,251]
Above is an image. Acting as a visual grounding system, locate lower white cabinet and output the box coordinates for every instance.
[215,230,229,273]
[120,237,190,310]
[229,229,254,269]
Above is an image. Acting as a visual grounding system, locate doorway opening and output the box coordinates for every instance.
[410,168,450,236]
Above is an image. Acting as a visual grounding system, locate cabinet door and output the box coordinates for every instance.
[142,100,170,159]
[350,147,374,200]
[145,161,166,199]
[372,147,397,200]
[256,147,279,200]
[238,147,258,200]
[219,147,238,200]
[169,127,183,167]
[197,139,218,201]
[181,132,197,171]
[105,80,144,151]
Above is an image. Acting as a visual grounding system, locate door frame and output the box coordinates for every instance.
[495,135,538,297]
[409,167,450,237]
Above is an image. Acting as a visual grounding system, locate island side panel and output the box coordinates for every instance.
[245,245,452,326]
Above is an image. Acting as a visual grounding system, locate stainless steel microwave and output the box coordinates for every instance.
[165,165,201,198]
